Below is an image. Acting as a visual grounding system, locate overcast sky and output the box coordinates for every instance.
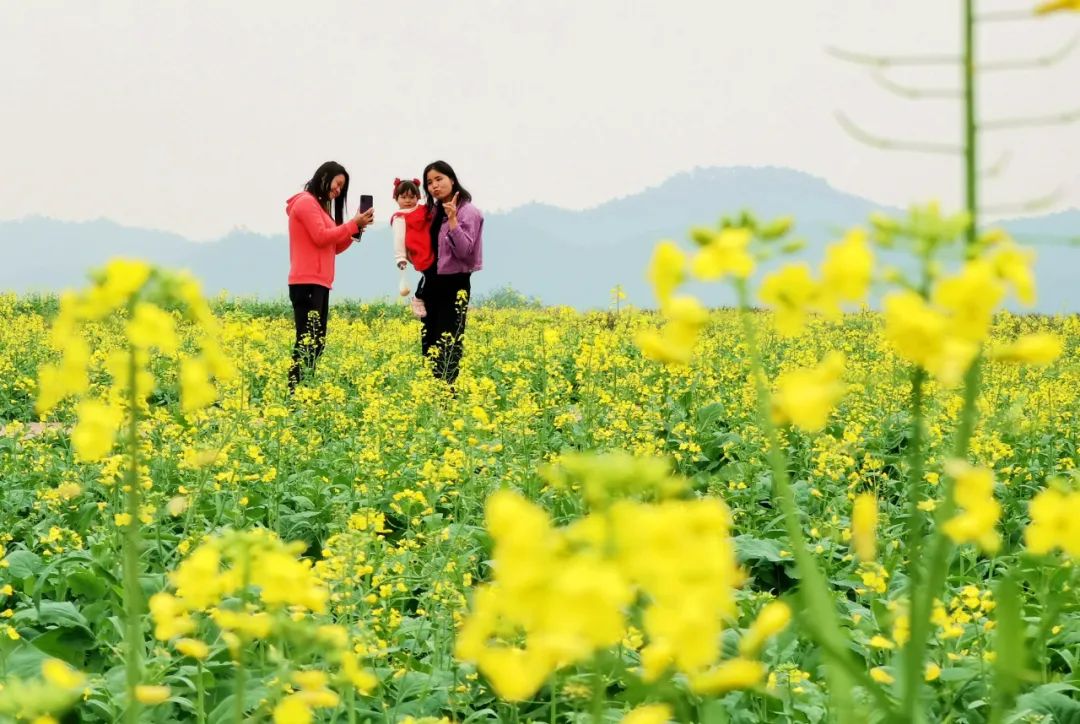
[3,1,1079,240]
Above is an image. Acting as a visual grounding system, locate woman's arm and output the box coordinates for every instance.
[293,194,360,248]
[446,206,482,260]
[334,235,354,254]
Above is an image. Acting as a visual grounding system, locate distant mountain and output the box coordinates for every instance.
[2,167,1077,312]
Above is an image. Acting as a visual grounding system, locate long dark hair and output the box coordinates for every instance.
[423,160,472,215]
[304,161,350,224]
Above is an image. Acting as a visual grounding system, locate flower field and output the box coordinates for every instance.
[0,202,1077,723]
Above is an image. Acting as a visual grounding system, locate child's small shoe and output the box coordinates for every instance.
[411,297,427,318]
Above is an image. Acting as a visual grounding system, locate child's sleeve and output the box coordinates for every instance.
[392,216,407,265]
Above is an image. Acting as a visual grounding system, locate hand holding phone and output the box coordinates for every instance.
[352,194,374,230]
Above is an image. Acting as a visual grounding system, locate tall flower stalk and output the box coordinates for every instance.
[34,260,234,720]
[121,313,144,724]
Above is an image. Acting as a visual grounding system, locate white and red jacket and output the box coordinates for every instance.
[391,205,434,272]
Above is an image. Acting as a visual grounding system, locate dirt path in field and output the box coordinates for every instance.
[0,422,71,439]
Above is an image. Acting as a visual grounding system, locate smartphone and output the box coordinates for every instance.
[359,195,373,214]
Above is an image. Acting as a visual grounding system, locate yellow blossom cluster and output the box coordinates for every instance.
[150,529,377,722]
[0,659,87,721]
[1025,486,1080,556]
[883,240,1055,386]
[941,461,1001,553]
[456,468,789,701]
[35,259,234,461]
[759,228,875,336]
[770,352,847,432]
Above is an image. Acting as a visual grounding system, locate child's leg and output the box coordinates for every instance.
[412,271,428,318]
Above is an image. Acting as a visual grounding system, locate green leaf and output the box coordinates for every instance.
[207,686,268,724]
[29,626,96,659]
[0,640,50,678]
[699,699,728,724]
[1012,684,1080,724]
[66,568,108,599]
[938,666,978,683]
[13,601,91,631]
[5,550,42,579]
[734,535,789,564]
[695,402,727,431]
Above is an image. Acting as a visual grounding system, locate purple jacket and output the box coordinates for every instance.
[435,200,484,274]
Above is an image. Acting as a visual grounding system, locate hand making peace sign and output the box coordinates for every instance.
[444,192,460,229]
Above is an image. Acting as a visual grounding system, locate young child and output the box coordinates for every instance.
[390,178,433,318]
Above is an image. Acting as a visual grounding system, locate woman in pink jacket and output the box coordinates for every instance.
[285,161,374,392]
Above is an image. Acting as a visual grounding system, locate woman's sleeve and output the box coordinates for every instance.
[392,216,407,264]
[293,195,360,248]
[447,208,482,261]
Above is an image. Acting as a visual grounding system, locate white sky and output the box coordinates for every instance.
[2,1,1079,240]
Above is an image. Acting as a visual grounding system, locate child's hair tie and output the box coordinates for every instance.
[393,177,402,189]
[412,178,421,186]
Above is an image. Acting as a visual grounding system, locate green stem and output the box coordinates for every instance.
[122,339,143,724]
[963,0,979,250]
[235,547,252,724]
[899,365,928,701]
[900,359,981,721]
[196,660,206,724]
[234,654,246,724]
[903,368,928,564]
[550,673,558,724]
[590,670,604,724]
[734,280,882,723]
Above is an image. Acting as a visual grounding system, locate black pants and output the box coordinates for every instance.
[288,284,330,390]
[419,272,471,385]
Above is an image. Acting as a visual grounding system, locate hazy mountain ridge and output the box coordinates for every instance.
[2,167,1077,312]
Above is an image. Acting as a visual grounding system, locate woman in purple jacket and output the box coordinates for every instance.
[420,160,484,385]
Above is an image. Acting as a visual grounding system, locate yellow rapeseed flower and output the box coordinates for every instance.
[851,493,878,562]
[883,291,977,386]
[647,242,687,307]
[134,685,170,705]
[621,703,673,724]
[126,302,178,353]
[40,659,86,689]
[871,667,895,685]
[989,333,1063,367]
[1025,488,1080,557]
[175,638,209,660]
[759,263,819,336]
[942,461,1001,553]
[273,694,313,724]
[739,601,792,656]
[690,228,754,281]
[180,357,218,413]
[820,227,874,308]
[771,352,846,431]
[71,399,122,462]
[690,657,766,694]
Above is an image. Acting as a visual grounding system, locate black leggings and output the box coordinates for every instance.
[419,273,471,385]
[288,284,330,390]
